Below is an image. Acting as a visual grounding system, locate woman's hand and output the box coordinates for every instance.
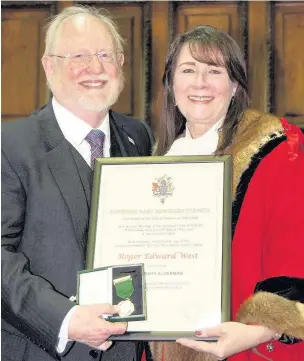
[176,322,277,360]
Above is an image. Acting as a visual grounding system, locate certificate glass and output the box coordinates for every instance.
[86,156,232,340]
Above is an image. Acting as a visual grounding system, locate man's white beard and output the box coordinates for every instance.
[49,72,124,113]
[76,76,124,112]
[77,90,120,112]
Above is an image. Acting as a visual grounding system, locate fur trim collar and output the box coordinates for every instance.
[237,292,304,339]
[219,109,283,199]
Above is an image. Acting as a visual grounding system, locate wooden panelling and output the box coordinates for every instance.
[274,2,304,127]
[151,1,170,130]
[248,1,269,112]
[2,1,304,130]
[56,1,74,13]
[91,3,145,120]
[176,2,243,48]
[1,8,50,121]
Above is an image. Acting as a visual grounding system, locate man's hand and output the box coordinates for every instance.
[68,304,126,351]
[176,322,276,360]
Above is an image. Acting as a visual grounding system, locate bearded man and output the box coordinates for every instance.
[1,5,153,361]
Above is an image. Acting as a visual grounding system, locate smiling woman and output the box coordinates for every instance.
[149,25,304,361]
[154,25,248,157]
[172,45,236,139]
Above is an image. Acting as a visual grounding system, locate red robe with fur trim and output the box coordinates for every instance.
[143,117,304,361]
[231,121,304,361]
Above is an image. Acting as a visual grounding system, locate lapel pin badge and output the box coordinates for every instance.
[128,136,135,145]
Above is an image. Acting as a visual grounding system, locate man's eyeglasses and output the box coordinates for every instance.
[48,51,121,65]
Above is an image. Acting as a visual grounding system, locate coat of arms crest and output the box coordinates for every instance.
[152,174,174,204]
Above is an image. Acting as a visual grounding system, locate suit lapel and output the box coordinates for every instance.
[39,102,89,257]
[38,104,141,258]
[69,145,93,207]
[110,118,124,157]
[110,112,140,157]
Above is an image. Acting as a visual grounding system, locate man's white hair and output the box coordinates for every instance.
[44,5,124,56]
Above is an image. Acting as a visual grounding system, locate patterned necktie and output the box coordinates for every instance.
[85,129,105,169]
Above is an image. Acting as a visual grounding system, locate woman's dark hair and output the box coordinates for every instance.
[154,25,249,155]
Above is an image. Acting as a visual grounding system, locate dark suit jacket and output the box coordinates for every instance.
[1,102,153,361]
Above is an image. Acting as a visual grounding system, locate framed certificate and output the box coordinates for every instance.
[85,156,232,340]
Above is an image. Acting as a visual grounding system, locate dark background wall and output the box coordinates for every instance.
[2,1,304,131]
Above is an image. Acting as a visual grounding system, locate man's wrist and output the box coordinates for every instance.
[57,305,79,353]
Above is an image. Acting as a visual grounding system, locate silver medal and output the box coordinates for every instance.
[118,299,135,317]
